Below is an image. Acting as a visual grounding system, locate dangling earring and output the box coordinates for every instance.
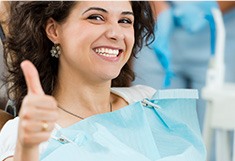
[50,44,61,58]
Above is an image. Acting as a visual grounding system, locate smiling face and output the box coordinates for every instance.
[46,1,135,84]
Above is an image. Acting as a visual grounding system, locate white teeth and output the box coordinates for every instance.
[95,48,119,57]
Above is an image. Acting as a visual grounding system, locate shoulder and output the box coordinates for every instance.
[0,117,19,161]
[0,117,19,136]
[111,85,156,104]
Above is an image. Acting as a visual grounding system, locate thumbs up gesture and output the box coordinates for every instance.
[18,60,59,148]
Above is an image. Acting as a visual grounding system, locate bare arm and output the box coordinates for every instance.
[217,1,235,13]
[2,146,38,161]
[11,142,39,161]
[149,1,169,20]
[3,157,13,161]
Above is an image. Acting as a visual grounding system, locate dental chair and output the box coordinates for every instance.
[202,8,235,161]
[0,1,14,131]
[0,109,13,131]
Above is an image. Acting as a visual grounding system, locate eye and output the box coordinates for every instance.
[118,18,133,25]
[87,14,104,21]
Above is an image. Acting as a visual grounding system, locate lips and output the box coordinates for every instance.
[94,47,123,57]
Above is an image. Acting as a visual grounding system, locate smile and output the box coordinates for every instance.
[94,48,122,57]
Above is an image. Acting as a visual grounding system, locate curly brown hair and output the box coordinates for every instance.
[3,1,155,113]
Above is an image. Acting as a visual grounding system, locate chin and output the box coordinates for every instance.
[102,72,120,81]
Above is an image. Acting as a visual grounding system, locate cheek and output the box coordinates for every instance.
[124,28,135,48]
[126,30,135,51]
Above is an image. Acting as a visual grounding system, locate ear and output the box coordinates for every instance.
[45,18,60,43]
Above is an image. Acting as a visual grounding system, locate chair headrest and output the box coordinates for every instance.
[0,109,13,131]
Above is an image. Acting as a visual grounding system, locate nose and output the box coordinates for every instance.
[105,23,125,41]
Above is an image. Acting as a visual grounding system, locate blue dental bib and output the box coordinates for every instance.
[40,89,206,161]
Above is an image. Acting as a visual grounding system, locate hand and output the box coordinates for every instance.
[18,60,59,148]
[173,1,219,33]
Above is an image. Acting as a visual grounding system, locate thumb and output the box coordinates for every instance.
[21,60,45,95]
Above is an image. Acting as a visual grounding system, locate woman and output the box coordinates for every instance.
[0,1,205,161]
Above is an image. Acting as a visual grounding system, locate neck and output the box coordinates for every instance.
[53,76,113,116]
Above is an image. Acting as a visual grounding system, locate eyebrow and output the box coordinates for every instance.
[82,7,107,15]
[121,11,134,16]
[82,7,134,16]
